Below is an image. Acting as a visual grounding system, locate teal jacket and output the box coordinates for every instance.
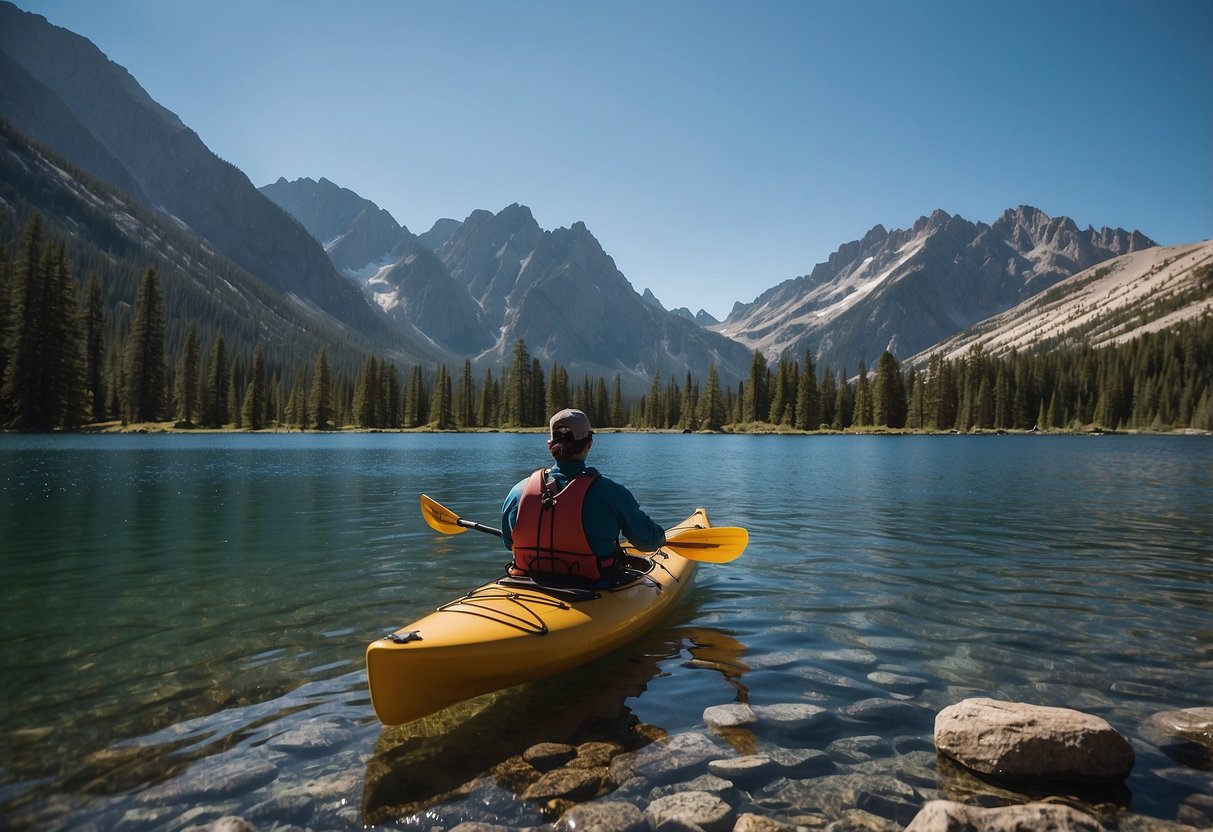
[502,459,665,557]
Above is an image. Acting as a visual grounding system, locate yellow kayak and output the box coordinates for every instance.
[366,508,708,725]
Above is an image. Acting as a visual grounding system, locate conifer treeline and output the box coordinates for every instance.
[3,215,1211,432]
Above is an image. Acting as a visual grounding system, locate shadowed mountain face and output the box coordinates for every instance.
[0,2,386,335]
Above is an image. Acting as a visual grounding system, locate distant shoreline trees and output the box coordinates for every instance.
[2,214,1211,434]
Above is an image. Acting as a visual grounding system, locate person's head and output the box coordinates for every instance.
[547,408,593,460]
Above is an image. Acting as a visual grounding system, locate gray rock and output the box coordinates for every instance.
[570,741,624,769]
[646,790,734,832]
[703,703,757,729]
[648,774,734,800]
[449,824,517,832]
[734,813,793,832]
[826,735,893,764]
[903,800,1102,832]
[556,800,649,832]
[136,753,278,805]
[866,672,929,695]
[768,747,835,777]
[818,649,880,668]
[243,793,313,825]
[618,732,724,785]
[208,818,257,832]
[855,790,921,826]
[523,766,606,802]
[706,754,774,786]
[841,698,932,727]
[525,742,578,771]
[935,698,1135,780]
[1145,707,1213,768]
[267,721,353,755]
[752,703,833,732]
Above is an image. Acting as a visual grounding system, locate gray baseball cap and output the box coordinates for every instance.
[549,408,592,440]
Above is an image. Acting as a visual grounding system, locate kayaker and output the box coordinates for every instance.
[502,408,666,588]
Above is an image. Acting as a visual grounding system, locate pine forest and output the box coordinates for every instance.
[2,215,1212,435]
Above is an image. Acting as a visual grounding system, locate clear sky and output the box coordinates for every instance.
[15,0,1213,320]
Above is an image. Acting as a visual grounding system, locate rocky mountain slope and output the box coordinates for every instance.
[907,240,1213,365]
[269,184,756,388]
[0,2,388,337]
[715,206,1155,373]
[0,119,433,376]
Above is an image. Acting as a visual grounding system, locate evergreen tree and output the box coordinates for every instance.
[203,336,229,428]
[833,369,853,429]
[795,350,820,430]
[743,350,769,422]
[310,348,334,429]
[609,374,623,427]
[456,359,476,428]
[697,363,726,430]
[853,362,872,427]
[818,366,836,428]
[174,322,200,424]
[546,362,570,415]
[872,351,907,428]
[85,275,107,422]
[432,363,453,429]
[505,339,531,426]
[352,355,379,428]
[1,216,47,427]
[124,267,166,424]
[241,346,267,429]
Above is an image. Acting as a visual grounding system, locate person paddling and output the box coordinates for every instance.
[501,408,666,588]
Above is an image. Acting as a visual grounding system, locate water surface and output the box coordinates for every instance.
[1,433,1210,828]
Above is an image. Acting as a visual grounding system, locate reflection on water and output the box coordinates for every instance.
[361,625,749,826]
[2,433,1211,829]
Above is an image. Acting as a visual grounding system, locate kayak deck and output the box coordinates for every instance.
[366,508,707,725]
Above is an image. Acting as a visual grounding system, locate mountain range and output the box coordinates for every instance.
[2,0,1206,398]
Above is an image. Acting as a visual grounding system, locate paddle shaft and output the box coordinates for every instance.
[459,518,503,537]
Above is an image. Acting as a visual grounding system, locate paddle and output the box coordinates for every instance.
[420,494,748,563]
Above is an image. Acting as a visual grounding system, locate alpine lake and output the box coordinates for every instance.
[1,432,1210,831]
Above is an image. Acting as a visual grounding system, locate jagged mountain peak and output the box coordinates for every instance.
[716,206,1157,374]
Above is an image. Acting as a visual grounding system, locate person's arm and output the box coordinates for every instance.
[501,481,525,551]
[607,480,665,553]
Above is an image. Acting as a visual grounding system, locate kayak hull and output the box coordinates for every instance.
[366,508,707,725]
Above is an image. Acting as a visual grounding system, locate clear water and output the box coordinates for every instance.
[1,433,1210,829]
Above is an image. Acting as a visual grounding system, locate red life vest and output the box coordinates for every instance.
[510,467,611,581]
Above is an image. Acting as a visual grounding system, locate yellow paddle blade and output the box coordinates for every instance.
[420,494,468,535]
[662,525,748,563]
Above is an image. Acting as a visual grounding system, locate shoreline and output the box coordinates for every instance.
[15,421,1211,438]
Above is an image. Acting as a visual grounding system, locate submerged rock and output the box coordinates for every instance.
[1144,707,1213,770]
[646,790,735,832]
[135,752,278,805]
[555,800,648,831]
[904,799,1102,832]
[934,698,1134,780]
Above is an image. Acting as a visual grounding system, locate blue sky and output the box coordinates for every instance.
[17,0,1213,320]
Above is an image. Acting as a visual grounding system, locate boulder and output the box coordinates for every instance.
[935,698,1134,780]
[904,800,1103,832]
